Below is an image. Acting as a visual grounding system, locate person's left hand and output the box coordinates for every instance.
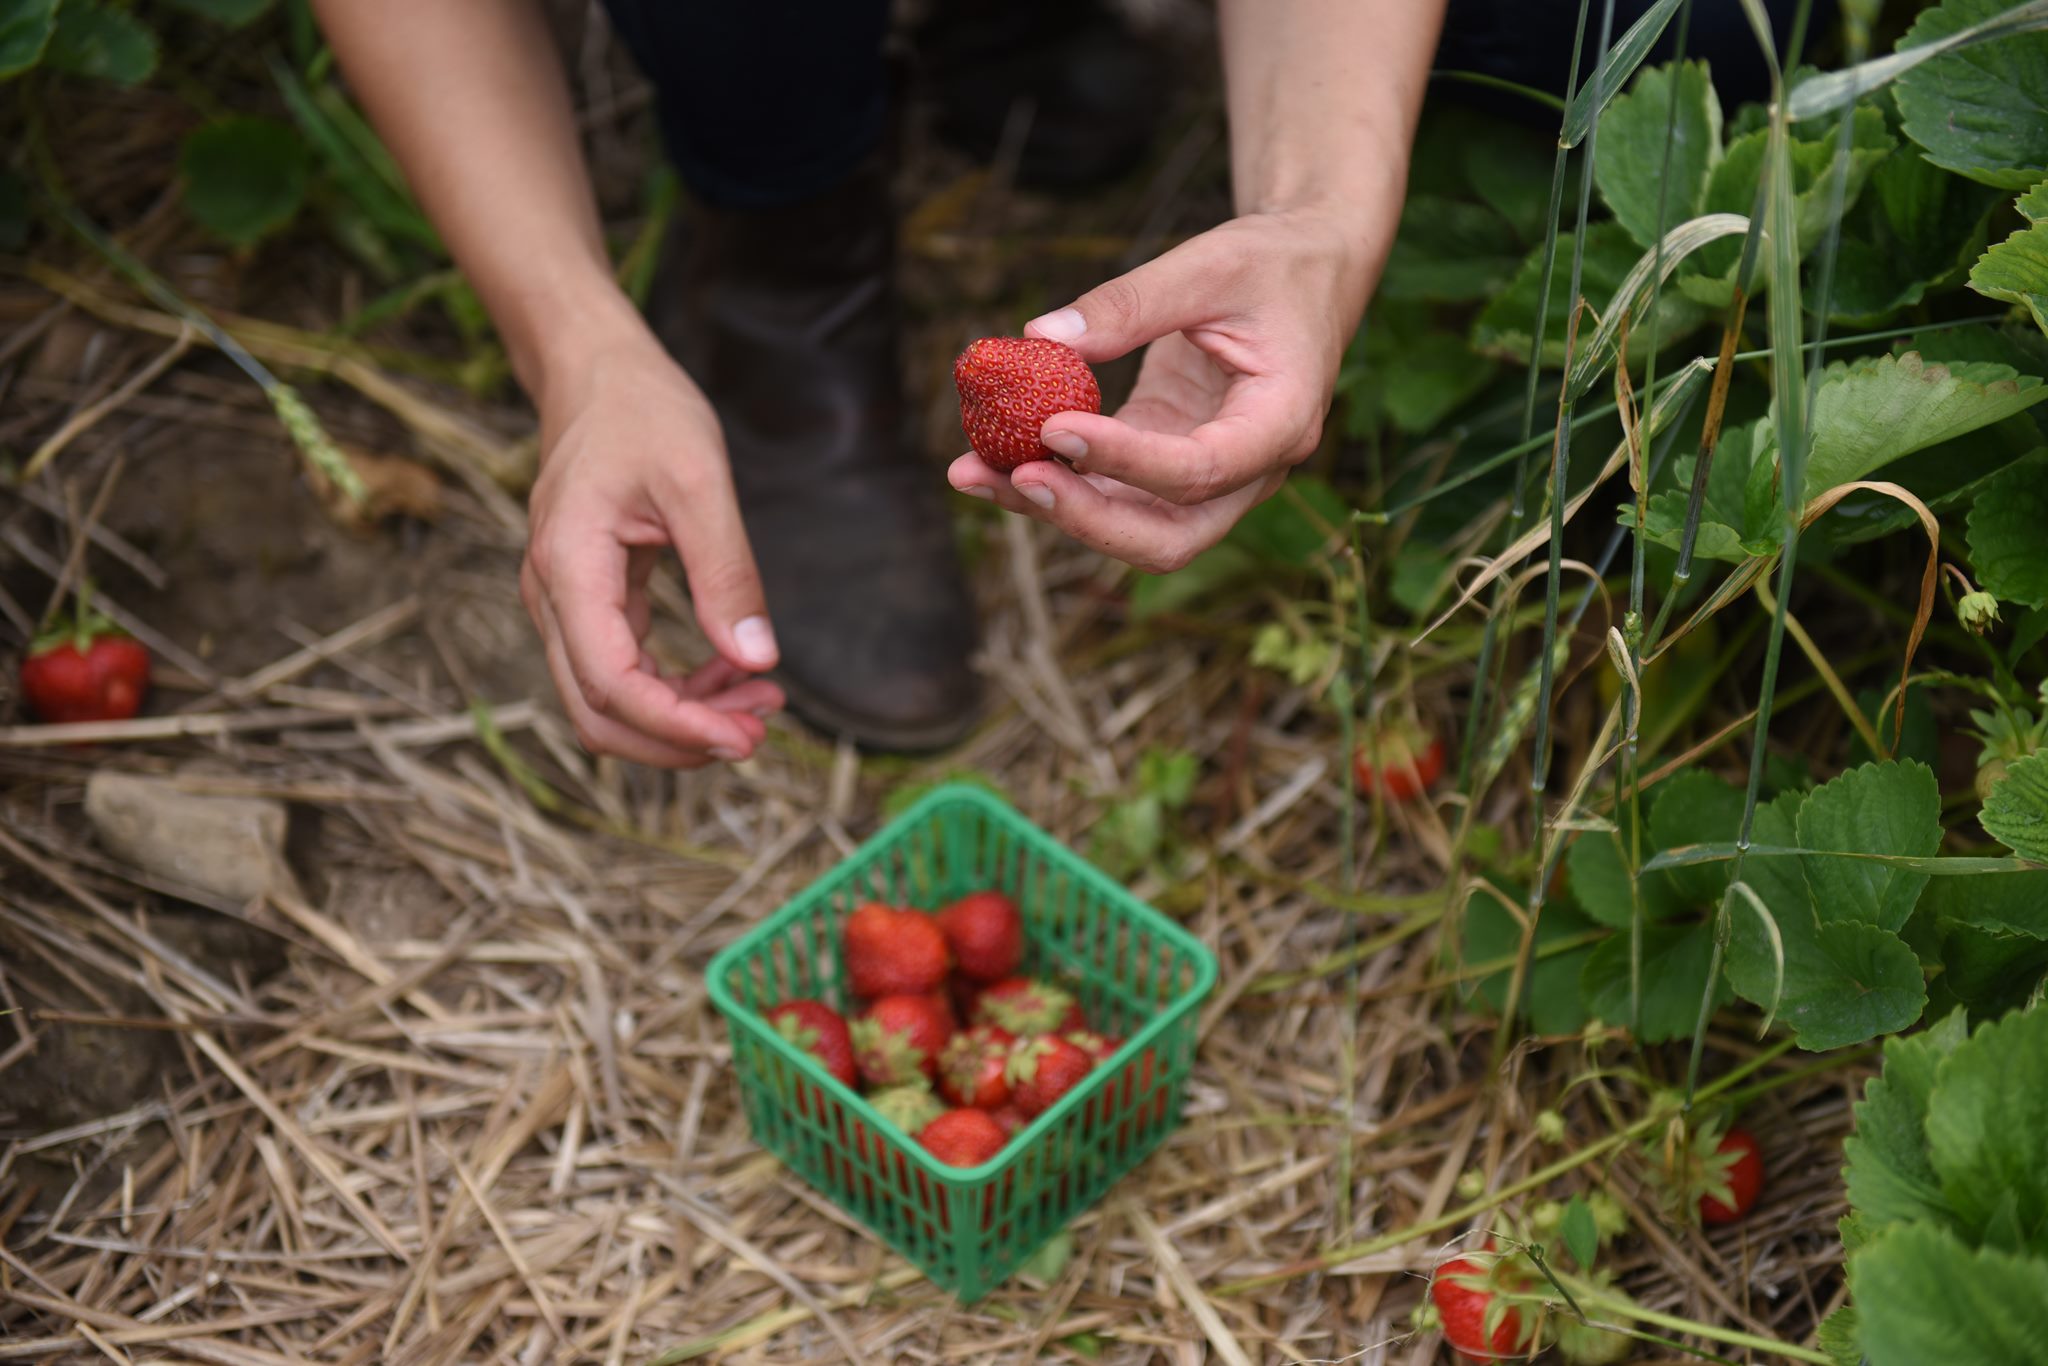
[947,208,1382,572]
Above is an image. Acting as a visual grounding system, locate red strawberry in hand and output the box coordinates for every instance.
[954,337,1102,472]
[843,902,950,999]
[1699,1127,1766,1224]
[917,1107,1009,1168]
[851,995,954,1087]
[764,1000,857,1089]
[973,977,1084,1037]
[938,1023,1015,1108]
[1005,1034,1097,1118]
[936,890,1023,983]
[20,610,150,725]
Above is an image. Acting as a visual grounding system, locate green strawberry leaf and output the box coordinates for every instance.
[43,0,155,85]
[1843,1008,1970,1236]
[1922,868,2048,938]
[1580,920,1729,1044]
[1935,922,2048,1018]
[1379,195,1526,303]
[1893,0,2048,191]
[1565,827,1683,931]
[1693,107,1894,280]
[1593,60,1722,251]
[180,117,310,248]
[1815,1306,1862,1366]
[1463,886,1597,1036]
[0,0,57,79]
[1971,217,2048,337]
[1968,456,2048,608]
[1650,769,1749,907]
[1923,1003,2048,1251]
[1635,419,1765,563]
[1831,149,2003,320]
[1560,1194,1600,1271]
[1473,222,1707,369]
[1795,761,1943,934]
[1853,1225,2048,1364]
[1981,753,2048,863]
[1802,351,2048,496]
[1724,792,1928,1051]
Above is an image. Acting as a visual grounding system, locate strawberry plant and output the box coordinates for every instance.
[1829,1003,2048,1363]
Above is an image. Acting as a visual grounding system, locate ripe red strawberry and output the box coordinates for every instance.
[1005,1034,1096,1118]
[917,1107,1009,1168]
[1699,1127,1766,1224]
[973,977,1084,1036]
[938,1023,1015,1108]
[842,902,950,999]
[1062,1028,1117,1064]
[1431,1245,1529,1363]
[1353,720,1444,802]
[764,1000,857,1090]
[851,995,954,1087]
[936,890,1023,982]
[844,1082,947,1203]
[988,1103,1029,1138]
[20,614,150,725]
[953,336,1102,472]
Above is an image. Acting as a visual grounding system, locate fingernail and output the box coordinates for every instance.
[733,615,776,668]
[959,485,994,501]
[750,706,775,720]
[1041,429,1086,462]
[1028,307,1086,342]
[709,746,744,762]
[1018,483,1055,510]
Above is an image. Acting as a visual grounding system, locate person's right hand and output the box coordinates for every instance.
[520,333,784,767]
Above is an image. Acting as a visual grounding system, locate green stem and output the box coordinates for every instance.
[1214,1037,1798,1295]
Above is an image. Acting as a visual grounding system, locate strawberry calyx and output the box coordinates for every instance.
[30,596,125,658]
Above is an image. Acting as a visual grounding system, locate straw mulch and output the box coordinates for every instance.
[1,6,1860,1362]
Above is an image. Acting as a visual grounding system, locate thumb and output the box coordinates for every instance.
[1024,242,1212,363]
[661,476,779,675]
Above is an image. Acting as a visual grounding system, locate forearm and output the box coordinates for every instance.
[1217,0,1445,298]
[310,0,644,403]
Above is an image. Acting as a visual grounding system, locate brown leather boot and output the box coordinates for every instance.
[650,162,982,752]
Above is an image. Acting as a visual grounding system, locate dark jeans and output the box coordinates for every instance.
[598,0,1808,210]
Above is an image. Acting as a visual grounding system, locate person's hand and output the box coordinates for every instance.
[946,209,1380,572]
[521,334,784,767]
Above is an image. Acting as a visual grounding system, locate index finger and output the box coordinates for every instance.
[1042,378,1323,507]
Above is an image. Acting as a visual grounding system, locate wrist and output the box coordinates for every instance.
[502,269,658,410]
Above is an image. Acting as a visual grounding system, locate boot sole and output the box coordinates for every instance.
[775,671,985,755]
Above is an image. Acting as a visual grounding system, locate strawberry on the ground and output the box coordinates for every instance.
[1005,1034,1097,1118]
[938,1023,1015,1109]
[917,1108,1009,1168]
[764,1000,857,1090]
[842,902,950,999]
[20,608,150,725]
[1431,1244,1531,1363]
[851,995,954,1087]
[1699,1126,1766,1224]
[1353,718,1445,803]
[953,337,1102,472]
[973,977,1084,1036]
[936,890,1023,982]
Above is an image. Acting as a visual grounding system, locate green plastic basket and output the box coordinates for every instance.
[707,783,1216,1301]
